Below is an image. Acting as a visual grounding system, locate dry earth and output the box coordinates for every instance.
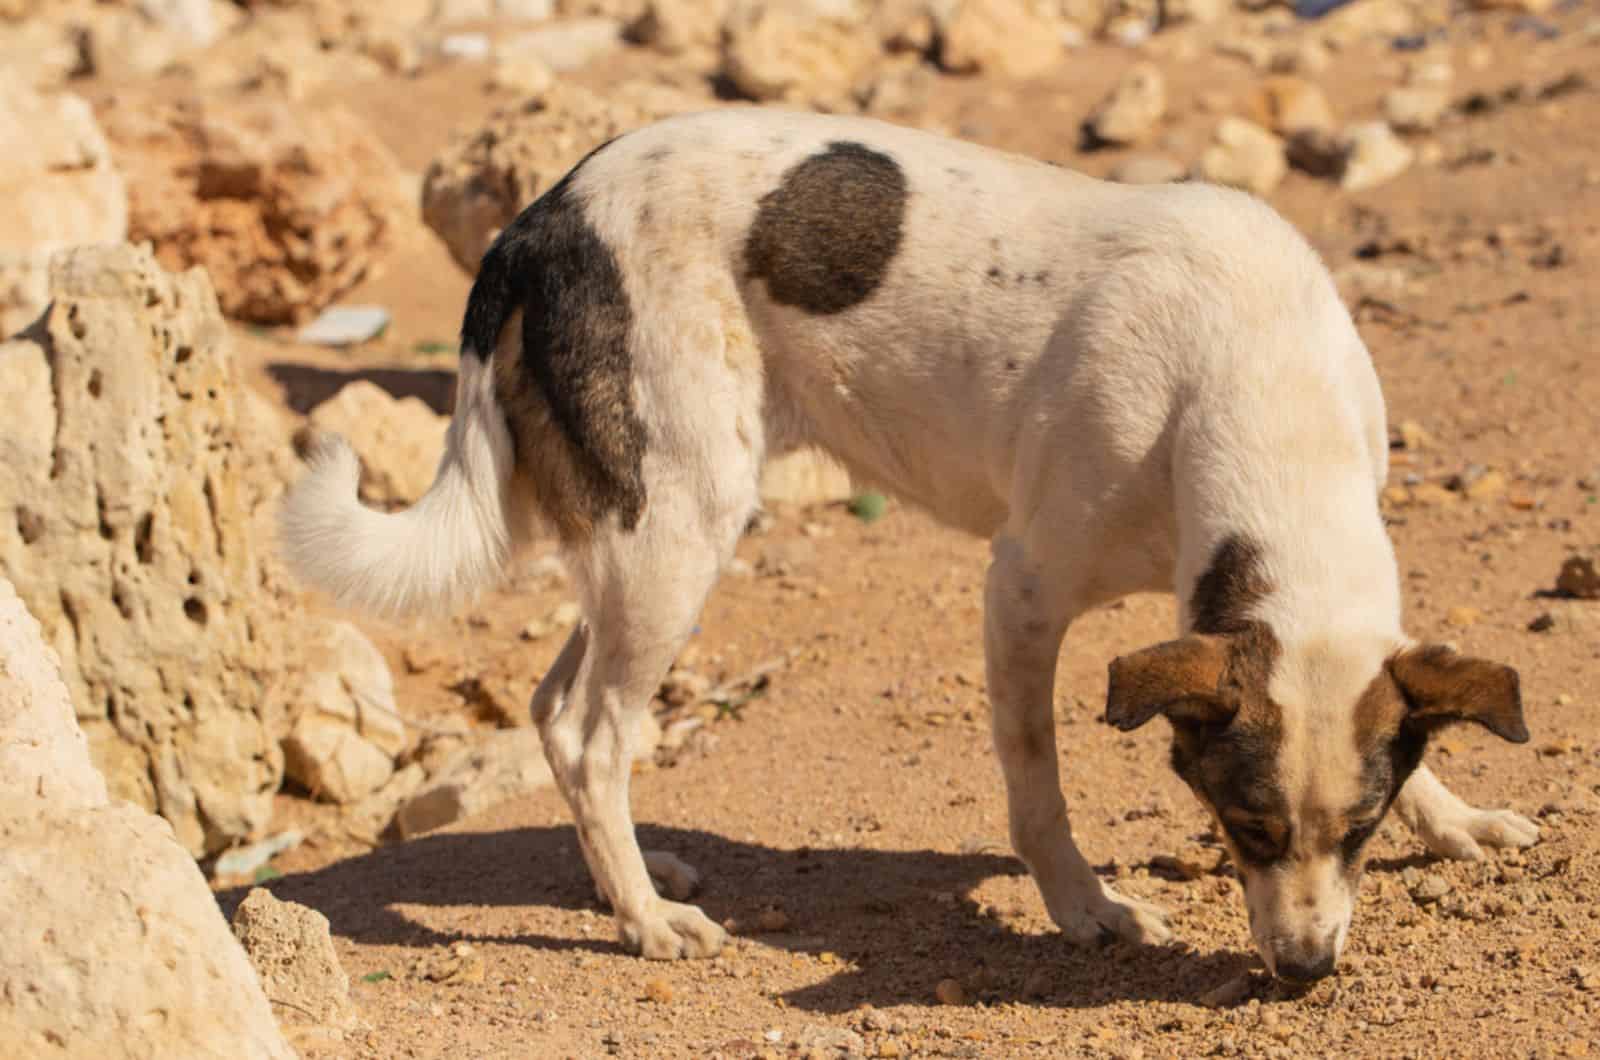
[50,4,1600,1058]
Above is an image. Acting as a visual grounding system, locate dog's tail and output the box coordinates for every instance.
[278,301,519,621]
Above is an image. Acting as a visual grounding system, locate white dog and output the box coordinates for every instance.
[281,108,1538,981]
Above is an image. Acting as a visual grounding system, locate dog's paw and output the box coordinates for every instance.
[619,900,727,960]
[1418,806,1540,861]
[1051,884,1174,947]
[643,850,702,901]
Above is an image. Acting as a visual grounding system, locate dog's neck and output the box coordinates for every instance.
[1180,475,1404,649]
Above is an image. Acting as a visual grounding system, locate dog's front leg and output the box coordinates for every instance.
[1393,764,1539,861]
[984,538,1173,946]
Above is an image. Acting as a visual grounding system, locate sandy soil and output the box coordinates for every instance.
[151,8,1600,1058]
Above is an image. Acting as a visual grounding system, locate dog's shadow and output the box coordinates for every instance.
[219,825,1257,1011]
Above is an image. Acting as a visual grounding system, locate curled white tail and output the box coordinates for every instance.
[277,354,516,619]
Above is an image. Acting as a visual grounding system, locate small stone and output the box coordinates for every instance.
[1410,482,1459,506]
[1341,122,1414,192]
[1200,973,1252,1008]
[1087,63,1167,146]
[935,978,966,1005]
[1198,117,1286,195]
[877,1041,904,1058]
[487,56,556,96]
[1285,128,1347,178]
[1396,419,1432,450]
[643,977,673,1003]
[1249,75,1335,137]
[1557,556,1600,599]
[1528,612,1555,633]
[1463,470,1508,500]
[757,908,791,932]
[1445,605,1482,628]
[1383,87,1450,133]
[1411,873,1452,904]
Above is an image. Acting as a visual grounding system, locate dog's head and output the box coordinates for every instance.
[1104,539,1527,982]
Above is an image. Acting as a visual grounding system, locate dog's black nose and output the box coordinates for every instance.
[1275,951,1337,983]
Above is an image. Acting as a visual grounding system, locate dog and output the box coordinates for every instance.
[280,107,1539,981]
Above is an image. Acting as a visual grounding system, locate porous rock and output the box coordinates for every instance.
[936,0,1069,79]
[1087,62,1166,146]
[232,887,364,1033]
[421,80,707,273]
[1197,116,1287,196]
[0,244,301,855]
[721,0,880,105]
[0,575,294,1060]
[282,619,407,804]
[100,94,408,324]
[0,84,128,337]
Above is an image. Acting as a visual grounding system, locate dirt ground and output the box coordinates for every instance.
[127,7,1600,1058]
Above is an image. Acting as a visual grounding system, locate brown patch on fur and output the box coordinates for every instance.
[1190,535,1272,635]
[744,141,907,315]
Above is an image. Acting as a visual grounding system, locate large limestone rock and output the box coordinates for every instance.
[422,81,708,274]
[0,244,299,855]
[720,0,880,105]
[0,576,295,1060]
[0,84,128,337]
[232,887,363,1036]
[100,95,408,324]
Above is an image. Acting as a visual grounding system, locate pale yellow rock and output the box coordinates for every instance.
[1198,117,1286,196]
[307,380,450,508]
[721,0,878,104]
[937,0,1067,79]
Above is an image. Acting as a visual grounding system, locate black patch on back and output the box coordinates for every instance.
[459,137,647,532]
[744,141,908,315]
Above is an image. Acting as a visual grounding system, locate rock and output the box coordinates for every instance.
[1340,121,1414,192]
[1557,556,1600,599]
[1409,872,1452,904]
[797,1024,866,1054]
[1109,154,1187,183]
[282,619,406,803]
[936,0,1068,79]
[396,729,554,838]
[306,381,450,508]
[1164,0,1228,23]
[1200,973,1253,1008]
[1197,117,1286,196]
[760,450,855,506]
[1464,469,1508,500]
[346,761,428,838]
[0,245,304,855]
[757,907,792,931]
[296,304,392,346]
[499,17,625,71]
[643,976,675,1003]
[1285,128,1346,178]
[0,85,128,337]
[421,81,707,274]
[1445,605,1482,628]
[100,95,407,324]
[0,577,294,1059]
[935,977,967,1005]
[1248,75,1335,137]
[627,0,730,54]
[488,55,558,95]
[1086,62,1166,146]
[232,887,364,1033]
[0,17,83,89]
[1410,482,1459,506]
[1383,87,1450,133]
[438,31,493,60]
[721,0,879,106]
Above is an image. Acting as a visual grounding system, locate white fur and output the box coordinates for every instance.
[277,354,515,619]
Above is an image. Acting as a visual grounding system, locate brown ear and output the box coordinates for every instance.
[1389,645,1529,744]
[1105,635,1236,731]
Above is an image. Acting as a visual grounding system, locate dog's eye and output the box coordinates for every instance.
[1229,821,1280,859]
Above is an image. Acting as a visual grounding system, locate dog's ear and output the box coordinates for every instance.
[1389,644,1529,744]
[1105,635,1236,731]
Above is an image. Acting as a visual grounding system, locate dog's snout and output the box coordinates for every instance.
[1272,942,1337,983]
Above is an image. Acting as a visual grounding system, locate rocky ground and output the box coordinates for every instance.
[4,0,1600,1057]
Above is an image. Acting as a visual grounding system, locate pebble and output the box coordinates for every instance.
[1198,117,1287,195]
[1557,556,1600,599]
[935,978,967,1005]
[757,908,792,932]
[1088,63,1167,145]
[1249,75,1335,137]
[1201,973,1252,1008]
[1445,605,1482,628]
[643,977,674,1003]
[1383,87,1450,132]
[1341,122,1414,192]
[1410,873,1452,904]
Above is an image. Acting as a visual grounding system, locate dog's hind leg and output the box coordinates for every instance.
[533,441,757,960]
[984,534,1174,947]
